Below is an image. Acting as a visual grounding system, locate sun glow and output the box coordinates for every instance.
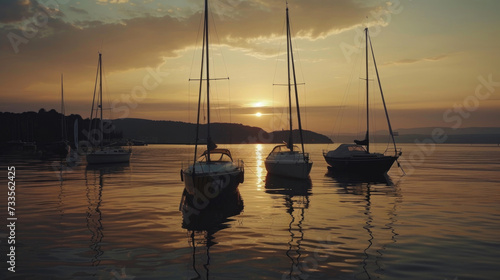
[248,101,271,108]
[255,112,262,117]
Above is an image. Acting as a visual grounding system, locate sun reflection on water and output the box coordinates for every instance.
[255,144,264,190]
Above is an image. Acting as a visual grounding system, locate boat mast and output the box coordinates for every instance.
[193,17,206,165]
[193,1,208,164]
[365,28,370,153]
[204,0,212,162]
[61,73,65,141]
[287,5,306,157]
[368,34,398,155]
[286,4,293,151]
[88,54,100,146]
[99,52,103,150]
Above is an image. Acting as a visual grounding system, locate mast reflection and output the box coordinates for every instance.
[84,163,128,267]
[85,167,104,267]
[265,174,312,279]
[326,169,401,279]
[180,188,244,279]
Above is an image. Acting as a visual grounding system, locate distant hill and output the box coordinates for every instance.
[329,127,500,144]
[112,118,333,144]
[393,127,500,144]
[2,110,498,145]
[0,111,332,146]
[395,127,500,136]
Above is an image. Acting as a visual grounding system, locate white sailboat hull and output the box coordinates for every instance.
[265,160,312,179]
[182,161,244,198]
[265,151,312,179]
[86,149,131,164]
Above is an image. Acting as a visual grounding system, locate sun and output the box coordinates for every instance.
[255,112,262,117]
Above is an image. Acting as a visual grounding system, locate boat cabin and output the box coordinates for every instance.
[327,144,368,158]
[198,149,234,162]
[268,144,302,155]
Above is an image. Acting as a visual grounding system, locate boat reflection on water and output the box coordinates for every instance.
[326,166,392,187]
[265,174,312,196]
[265,174,312,279]
[84,163,129,267]
[85,162,130,173]
[180,188,244,279]
[326,169,401,279]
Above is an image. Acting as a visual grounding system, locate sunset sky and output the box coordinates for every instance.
[1,0,499,135]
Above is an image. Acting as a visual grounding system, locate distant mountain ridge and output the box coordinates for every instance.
[394,127,500,136]
[329,127,500,144]
[112,118,333,144]
[1,110,498,145]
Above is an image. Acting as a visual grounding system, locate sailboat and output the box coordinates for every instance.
[86,53,131,165]
[66,118,80,166]
[180,0,244,197]
[323,28,401,175]
[264,4,312,179]
[52,74,71,158]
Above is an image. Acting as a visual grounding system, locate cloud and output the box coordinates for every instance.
[0,13,199,89]
[206,0,378,56]
[68,6,89,15]
[383,53,453,66]
[97,0,129,4]
[0,0,394,103]
[0,0,33,23]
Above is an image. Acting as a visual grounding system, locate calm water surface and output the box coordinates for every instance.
[1,144,499,279]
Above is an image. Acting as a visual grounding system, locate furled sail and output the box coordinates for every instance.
[354,132,369,146]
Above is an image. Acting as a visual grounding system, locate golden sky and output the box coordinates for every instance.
[1,0,499,135]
